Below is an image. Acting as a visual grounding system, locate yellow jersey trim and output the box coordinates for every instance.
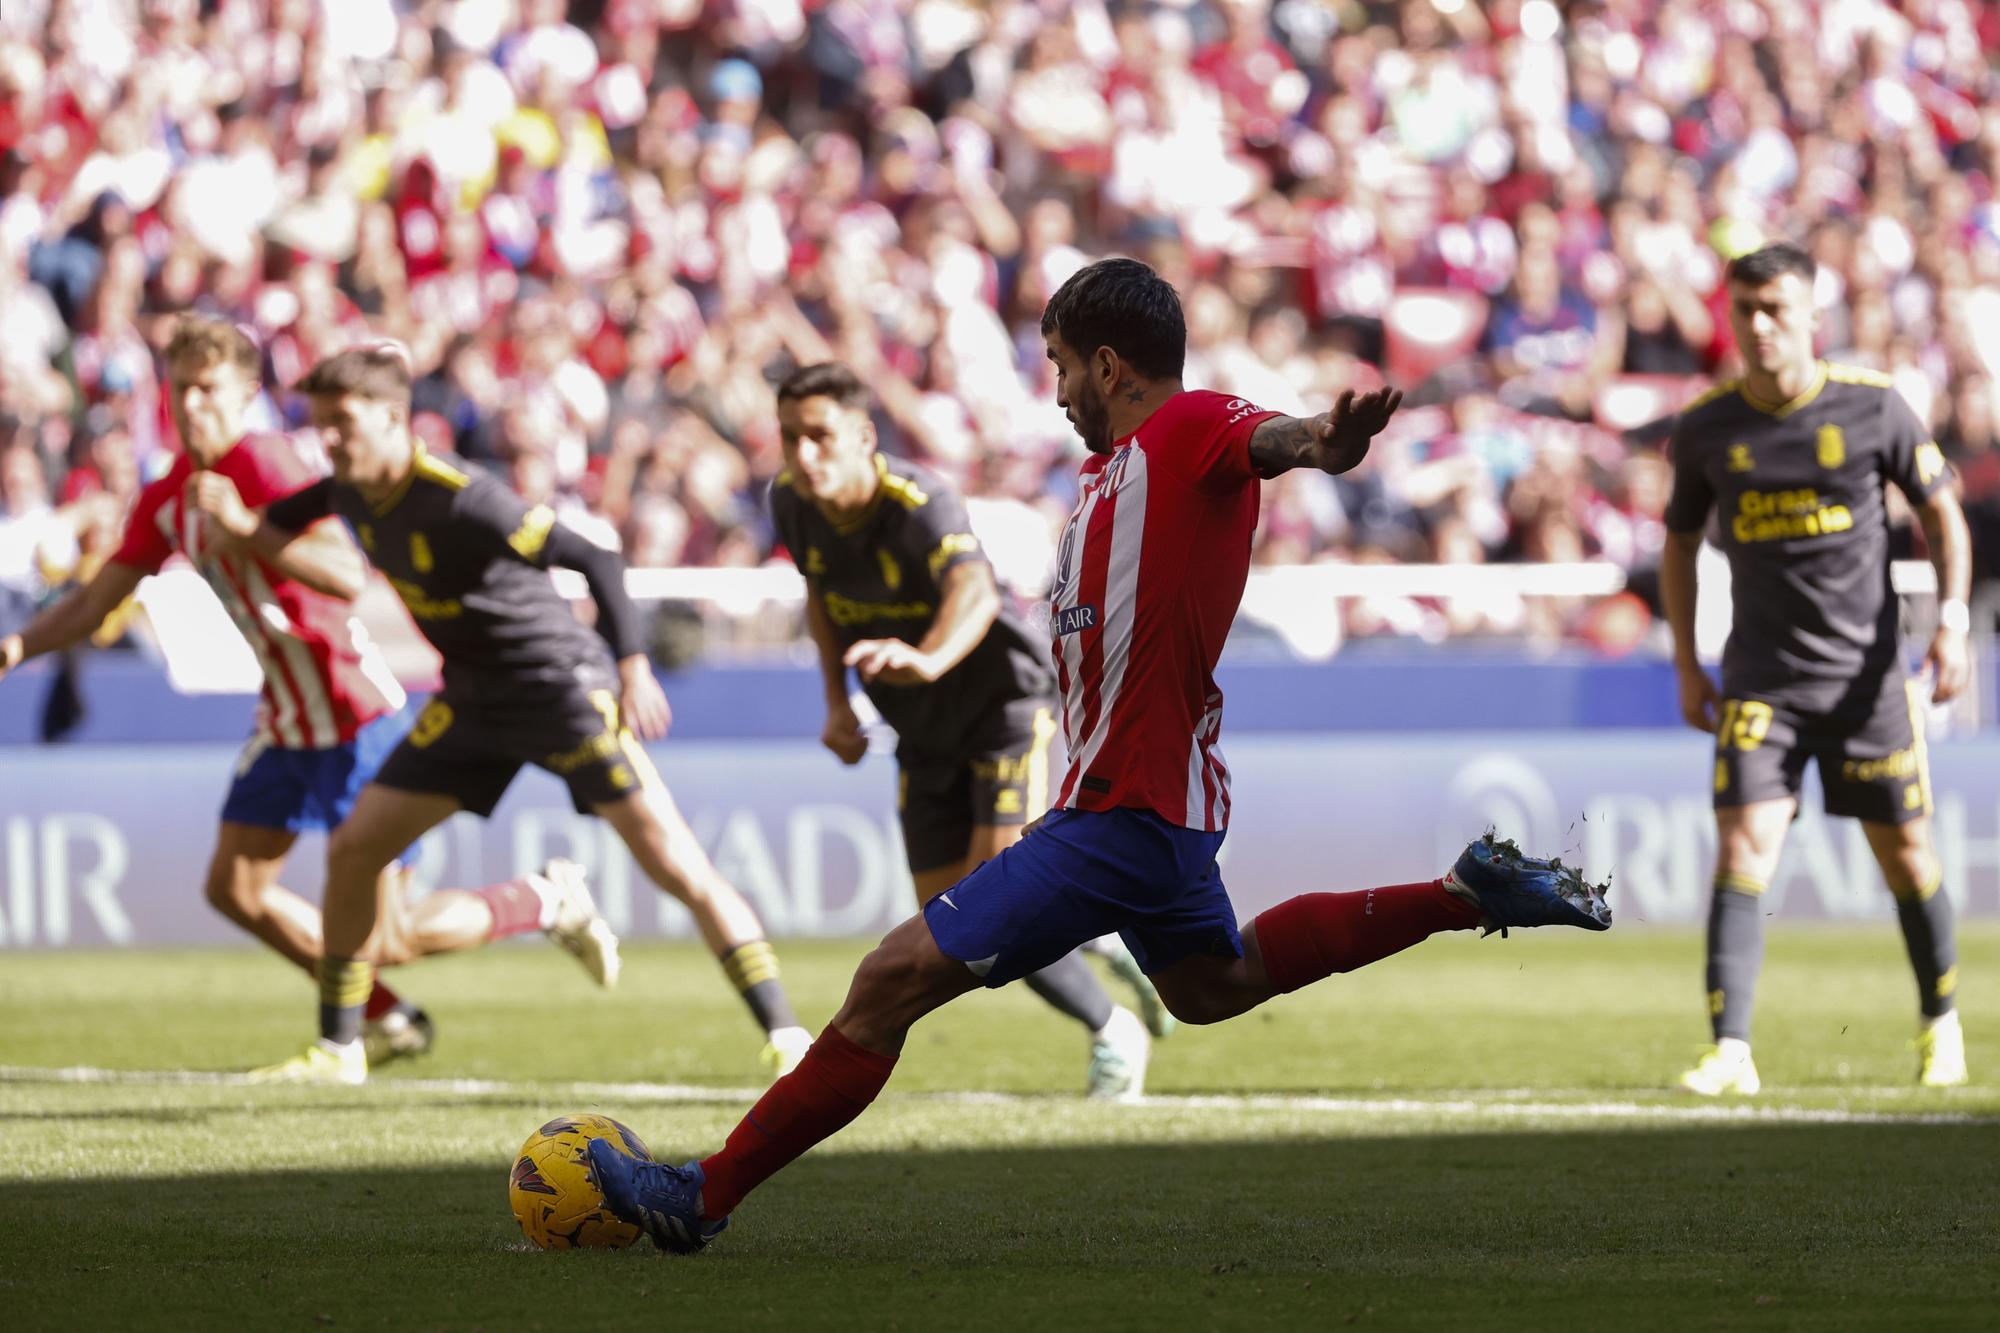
[1825,362,1895,388]
[371,442,470,515]
[1740,362,1828,419]
[509,505,556,560]
[1683,379,1741,412]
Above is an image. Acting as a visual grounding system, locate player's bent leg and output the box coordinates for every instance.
[590,910,980,1252]
[925,828,1150,1097]
[1681,798,1792,1097]
[594,787,809,1070]
[1860,817,1966,1086]
[203,822,316,971]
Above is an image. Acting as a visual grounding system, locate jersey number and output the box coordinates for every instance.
[1717,700,1773,752]
[408,700,455,749]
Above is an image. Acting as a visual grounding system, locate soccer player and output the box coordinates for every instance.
[770,361,1167,1099]
[585,258,1612,1251]
[0,318,615,1066]
[1662,241,1971,1094]
[196,345,811,1085]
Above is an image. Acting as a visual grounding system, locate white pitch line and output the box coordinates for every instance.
[1,1065,1993,1127]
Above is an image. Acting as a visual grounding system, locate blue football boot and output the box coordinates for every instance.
[1443,832,1613,937]
[586,1139,729,1254]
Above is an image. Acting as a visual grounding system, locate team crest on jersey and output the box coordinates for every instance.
[1094,444,1137,496]
[1727,444,1755,473]
[877,549,901,591]
[410,533,434,573]
[805,547,825,576]
[1817,424,1845,469]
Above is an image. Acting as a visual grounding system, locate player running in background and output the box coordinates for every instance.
[586,258,1612,1252]
[1662,241,1971,1094]
[770,361,1168,1100]
[195,345,810,1085]
[0,318,614,1066]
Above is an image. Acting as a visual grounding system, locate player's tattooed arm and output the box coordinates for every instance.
[1247,387,1404,478]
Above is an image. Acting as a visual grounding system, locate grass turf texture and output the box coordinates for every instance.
[2,929,1997,1330]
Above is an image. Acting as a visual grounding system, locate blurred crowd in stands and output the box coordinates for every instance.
[2,0,1999,652]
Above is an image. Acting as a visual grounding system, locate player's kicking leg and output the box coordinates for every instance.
[587,824,1607,1252]
[1679,798,1792,1097]
[915,829,1152,1100]
[1862,817,1966,1087]
[594,782,812,1078]
[249,784,620,1084]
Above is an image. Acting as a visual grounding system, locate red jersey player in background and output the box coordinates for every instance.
[0,318,618,1068]
[586,258,1614,1252]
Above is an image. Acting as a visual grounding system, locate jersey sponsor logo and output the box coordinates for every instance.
[822,590,934,626]
[1223,396,1266,428]
[877,549,901,591]
[410,532,434,573]
[1727,443,1756,472]
[1817,424,1845,469]
[1731,488,1853,543]
[388,577,464,620]
[1053,603,1099,637]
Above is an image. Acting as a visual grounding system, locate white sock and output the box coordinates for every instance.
[1717,1037,1752,1061]
[317,1037,361,1056]
[1925,1010,1960,1033]
[1093,1005,1138,1041]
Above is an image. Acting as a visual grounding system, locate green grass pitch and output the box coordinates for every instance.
[3,928,1997,1330]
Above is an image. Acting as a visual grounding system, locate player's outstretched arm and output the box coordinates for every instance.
[1917,487,1973,703]
[186,474,364,600]
[0,560,146,682]
[844,561,1000,687]
[1247,387,1403,479]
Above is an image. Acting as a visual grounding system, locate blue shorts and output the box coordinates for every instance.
[220,711,418,864]
[922,807,1240,987]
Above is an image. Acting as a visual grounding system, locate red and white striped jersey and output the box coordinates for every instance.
[113,435,404,750]
[1047,390,1279,831]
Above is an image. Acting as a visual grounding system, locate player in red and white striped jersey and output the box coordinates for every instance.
[586,259,1611,1252]
[0,320,617,1066]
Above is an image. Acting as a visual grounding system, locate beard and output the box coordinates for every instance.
[1071,383,1114,455]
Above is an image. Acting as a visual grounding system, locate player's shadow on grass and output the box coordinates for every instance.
[5,1123,1999,1330]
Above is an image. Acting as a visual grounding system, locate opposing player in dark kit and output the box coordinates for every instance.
[194,345,812,1084]
[0,318,598,1067]
[769,361,1169,1099]
[588,259,1612,1251]
[1662,241,1970,1093]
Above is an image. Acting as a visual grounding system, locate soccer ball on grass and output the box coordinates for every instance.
[508,1113,652,1250]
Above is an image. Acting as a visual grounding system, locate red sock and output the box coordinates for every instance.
[698,1025,897,1219]
[363,982,403,1021]
[476,878,545,940]
[1253,881,1481,994]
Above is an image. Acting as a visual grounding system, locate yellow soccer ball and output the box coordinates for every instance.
[508,1114,654,1250]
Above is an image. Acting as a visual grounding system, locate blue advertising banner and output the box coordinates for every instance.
[2,732,1997,949]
